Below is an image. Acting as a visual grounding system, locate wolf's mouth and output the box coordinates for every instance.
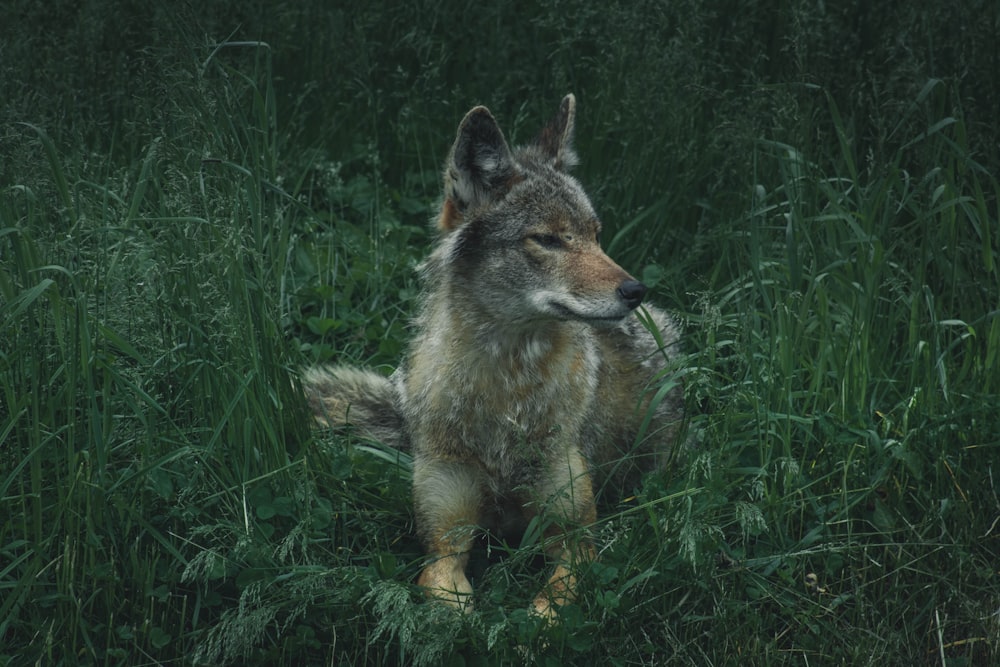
[546,300,630,322]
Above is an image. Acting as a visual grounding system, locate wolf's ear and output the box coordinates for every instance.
[534,93,579,170]
[439,106,516,231]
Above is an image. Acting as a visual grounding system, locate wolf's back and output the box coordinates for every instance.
[301,365,409,450]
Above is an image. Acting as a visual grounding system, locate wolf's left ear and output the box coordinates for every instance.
[534,93,579,171]
[439,106,516,231]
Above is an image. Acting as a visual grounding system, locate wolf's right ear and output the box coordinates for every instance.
[439,106,517,232]
[534,93,578,171]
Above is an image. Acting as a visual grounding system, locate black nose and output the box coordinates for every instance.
[617,280,647,309]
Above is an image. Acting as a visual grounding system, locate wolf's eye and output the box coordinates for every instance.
[530,234,563,249]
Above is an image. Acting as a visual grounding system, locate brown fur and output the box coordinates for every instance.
[302,94,684,619]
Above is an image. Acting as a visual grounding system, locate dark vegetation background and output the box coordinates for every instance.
[1,1,998,664]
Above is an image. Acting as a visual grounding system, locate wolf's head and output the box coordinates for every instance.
[426,94,646,329]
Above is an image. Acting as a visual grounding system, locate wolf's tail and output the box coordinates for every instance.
[301,365,409,450]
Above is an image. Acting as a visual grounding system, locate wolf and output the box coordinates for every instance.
[303,94,683,620]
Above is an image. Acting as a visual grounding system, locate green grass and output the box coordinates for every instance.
[2,2,998,665]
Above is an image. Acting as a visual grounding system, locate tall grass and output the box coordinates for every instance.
[678,87,1000,662]
[2,2,998,665]
[1,41,317,664]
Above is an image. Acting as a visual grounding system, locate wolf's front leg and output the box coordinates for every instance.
[412,457,483,611]
[531,447,598,620]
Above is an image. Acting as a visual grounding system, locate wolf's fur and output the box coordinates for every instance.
[303,94,683,619]
[301,365,409,451]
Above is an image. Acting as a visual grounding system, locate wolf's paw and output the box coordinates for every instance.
[529,595,559,624]
[428,587,474,614]
[418,561,474,613]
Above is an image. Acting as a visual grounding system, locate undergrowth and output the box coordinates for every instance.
[2,2,998,665]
